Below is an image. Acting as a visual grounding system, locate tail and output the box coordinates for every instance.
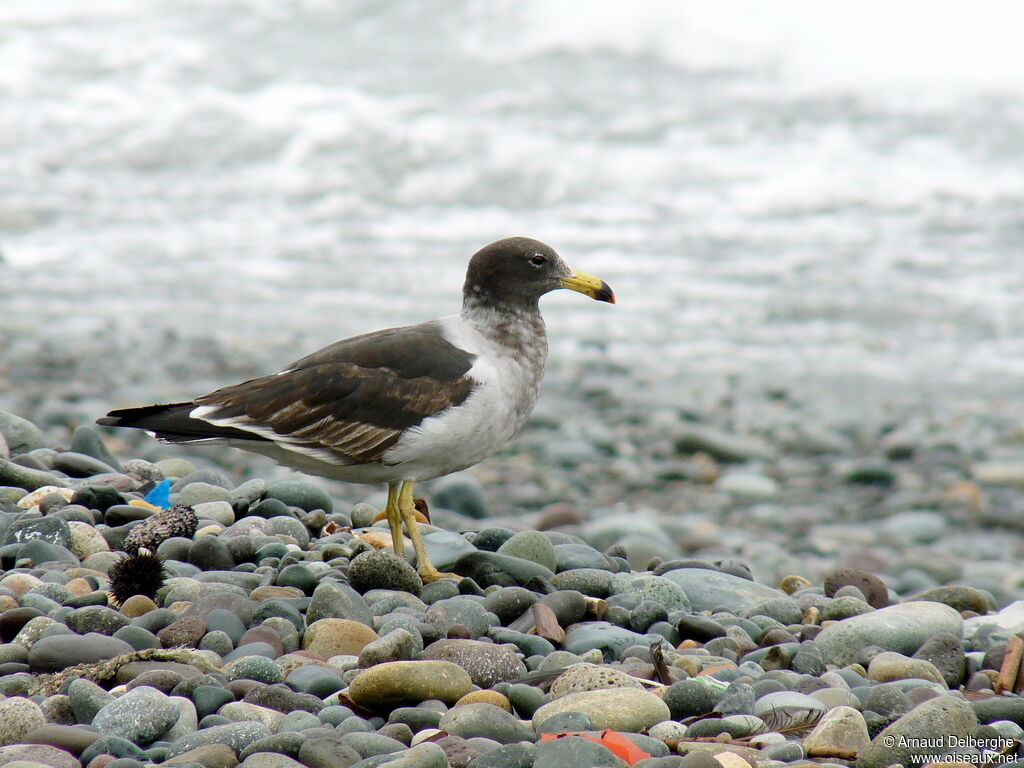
[98,403,270,444]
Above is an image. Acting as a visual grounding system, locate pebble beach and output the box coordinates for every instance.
[2,407,1024,768]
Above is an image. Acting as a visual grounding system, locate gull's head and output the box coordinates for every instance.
[463,236,616,310]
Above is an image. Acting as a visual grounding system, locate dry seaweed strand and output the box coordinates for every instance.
[650,638,672,685]
[29,647,222,696]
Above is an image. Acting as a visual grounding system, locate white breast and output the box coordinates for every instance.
[380,312,547,481]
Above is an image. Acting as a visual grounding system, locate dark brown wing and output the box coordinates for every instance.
[193,322,478,463]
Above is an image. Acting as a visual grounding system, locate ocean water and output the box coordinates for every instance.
[2,0,1023,435]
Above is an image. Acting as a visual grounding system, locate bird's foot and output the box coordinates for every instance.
[372,506,429,525]
[418,566,460,583]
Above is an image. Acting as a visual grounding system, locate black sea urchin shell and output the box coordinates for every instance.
[123,503,198,555]
[108,550,166,606]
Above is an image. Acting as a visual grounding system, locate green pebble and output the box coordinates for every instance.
[112,625,162,651]
[174,482,232,506]
[507,683,546,718]
[264,480,333,513]
[279,711,322,732]
[497,531,557,571]
[229,656,283,684]
[154,458,197,478]
[276,563,317,594]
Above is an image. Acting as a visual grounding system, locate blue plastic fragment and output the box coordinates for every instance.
[144,478,172,509]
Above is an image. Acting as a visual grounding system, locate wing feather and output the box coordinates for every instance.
[195,321,478,464]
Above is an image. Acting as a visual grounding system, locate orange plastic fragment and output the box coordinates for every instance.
[539,729,652,765]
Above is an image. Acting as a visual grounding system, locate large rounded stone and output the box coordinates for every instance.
[348,550,422,596]
[2,517,71,547]
[438,703,534,744]
[867,651,946,685]
[263,480,333,514]
[66,605,130,635]
[549,663,645,699]
[28,633,135,673]
[348,661,474,709]
[815,601,963,667]
[532,688,670,732]
[0,697,45,745]
[67,521,110,558]
[302,619,377,659]
[533,736,619,768]
[68,678,115,723]
[92,685,180,745]
[165,722,273,759]
[421,639,526,687]
[661,568,786,613]
[858,696,977,768]
[306,582,373,627]
[0,411,45,455]
[496,531,557,571]
[0,744,80,768]
[803,706,870,758]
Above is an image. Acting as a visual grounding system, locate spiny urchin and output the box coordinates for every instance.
[123,503,198,555]
[107,550,166,607]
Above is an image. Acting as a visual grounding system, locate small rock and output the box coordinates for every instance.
[263,480,333,513]
[306,581,373,627]
[672,425,775,463]
[663,680,724,719]
[421,638,526,687]
[347,660,474,709]
[496,531,557,571]
[348,550,422,596]
[453,551,555,588]
[0,743,81,768]
[358,629,419,667]
[92,686,180,745]
[3,516,72,547]
[432,473,487,518]
[438,703,534,744]
[867,651,946,685]
[822,567,890,609]
[972,461,1024,487]
[661,568,785,613]
[858,696,977,768]
[802,706,870,758]
[303,619,377,659]
[562,621,648,662]
[219,702,284,731]
[158,617,208,648]
[909,585,992,614]
[531,688,669,732]
[165,722,273,760]
[715,472,778,499]
[0,411,45,455]
[0,697,46,745]
[29,633,134,673]
[549,663,645,699]
[533,735,619,768]
[814,601,963,667]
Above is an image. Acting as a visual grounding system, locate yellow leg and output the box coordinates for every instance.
[397,480,458,582]
[384,482,404,557]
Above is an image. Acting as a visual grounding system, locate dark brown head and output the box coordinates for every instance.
[462,237,615,311]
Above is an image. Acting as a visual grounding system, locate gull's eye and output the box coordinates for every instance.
[529,253,547,267]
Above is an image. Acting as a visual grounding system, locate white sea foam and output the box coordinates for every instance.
[0,0,1022,426]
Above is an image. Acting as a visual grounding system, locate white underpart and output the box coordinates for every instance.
[380,311,547,481]
[185,306,548,485]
